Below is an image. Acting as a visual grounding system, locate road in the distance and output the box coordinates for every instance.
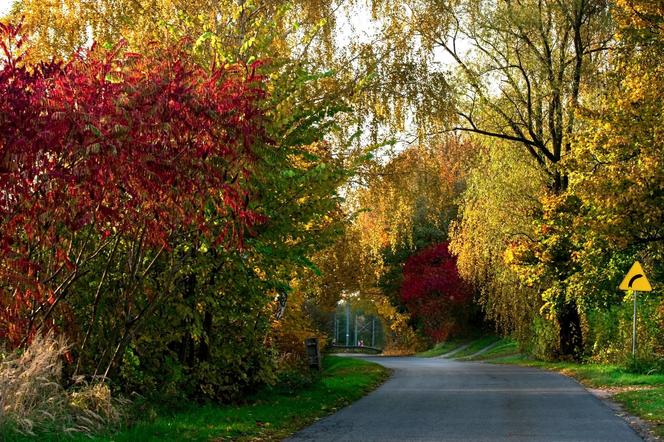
[287,356,642,442]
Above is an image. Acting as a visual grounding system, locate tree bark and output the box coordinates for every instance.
[557,299,583,360]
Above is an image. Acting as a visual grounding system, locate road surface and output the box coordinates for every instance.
[288,356,642,441]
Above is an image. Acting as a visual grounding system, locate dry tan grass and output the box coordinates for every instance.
[0,332,127,437]
[0,332,68,435]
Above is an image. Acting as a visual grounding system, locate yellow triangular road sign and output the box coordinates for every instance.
[619,261,652,292]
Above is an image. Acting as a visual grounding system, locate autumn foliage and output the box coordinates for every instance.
[400,242,473,342]
[0,21,267,361]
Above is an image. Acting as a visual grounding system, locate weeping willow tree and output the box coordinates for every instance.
[450,140,547,346]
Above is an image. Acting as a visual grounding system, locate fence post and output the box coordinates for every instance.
[371,317,375,348]
[354,314,358,346]
[345,302,350,346]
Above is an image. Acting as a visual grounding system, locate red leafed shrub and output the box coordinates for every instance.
[0,21,267,361]
[400,242,473,342]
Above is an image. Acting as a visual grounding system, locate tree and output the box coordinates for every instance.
[369,0,611,186]
[572,0,664,254]
[352,137,472,258]
[401,0,613,356]
[318,138,475,348]
[562,0,664,360]
[7,1,332,63]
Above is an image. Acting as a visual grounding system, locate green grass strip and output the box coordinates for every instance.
[109,356,388,441]
[5,356,388,442]
[494,355,664,388]
[616,387,664,437]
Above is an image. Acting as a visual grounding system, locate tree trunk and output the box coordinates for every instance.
[198,310,213,361]
[557,299,583,360]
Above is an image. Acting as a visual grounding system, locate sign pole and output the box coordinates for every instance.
[632,291,637,356]
[334,312,338,344]
[618,261,652,357]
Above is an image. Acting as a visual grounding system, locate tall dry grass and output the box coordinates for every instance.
[0,333,128,437]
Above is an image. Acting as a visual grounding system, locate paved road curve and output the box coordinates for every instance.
[288,356,642,442]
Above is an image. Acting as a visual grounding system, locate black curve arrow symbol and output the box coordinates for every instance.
[628,274,643,288]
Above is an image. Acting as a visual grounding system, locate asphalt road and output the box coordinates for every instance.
[287,356,642,442]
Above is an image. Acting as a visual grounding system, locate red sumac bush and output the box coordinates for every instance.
[400,242,473,342]
[0,21,267,374]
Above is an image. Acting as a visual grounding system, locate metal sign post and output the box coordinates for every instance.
[618,261,652,356]
[632,290,637,356]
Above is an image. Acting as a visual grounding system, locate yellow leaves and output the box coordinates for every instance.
[538,301,555,321]
[253,267,267,280]
[614,0,664,32]
[373,101,387,119]
[353,137,472,259]
[569,1,664,252]
[622,73,649,102]
[271,281,326,359]
[10,0,342,75]
[239,36,257,55]
[449,138,549,335]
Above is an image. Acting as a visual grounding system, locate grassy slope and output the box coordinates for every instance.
[467,338,519,361]
[7,356,389,442]
[416,340,467,357]
[452,336,501,359]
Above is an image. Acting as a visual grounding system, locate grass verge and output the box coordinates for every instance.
[110,356,389,441]
[616,388,664,437]
[5,355,389,442]
[494,355,664,387]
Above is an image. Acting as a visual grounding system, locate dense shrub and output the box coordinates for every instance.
[584,297,664,365]
[527,316,560,362]
[1,17,355,414]
[121,254,278,402]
